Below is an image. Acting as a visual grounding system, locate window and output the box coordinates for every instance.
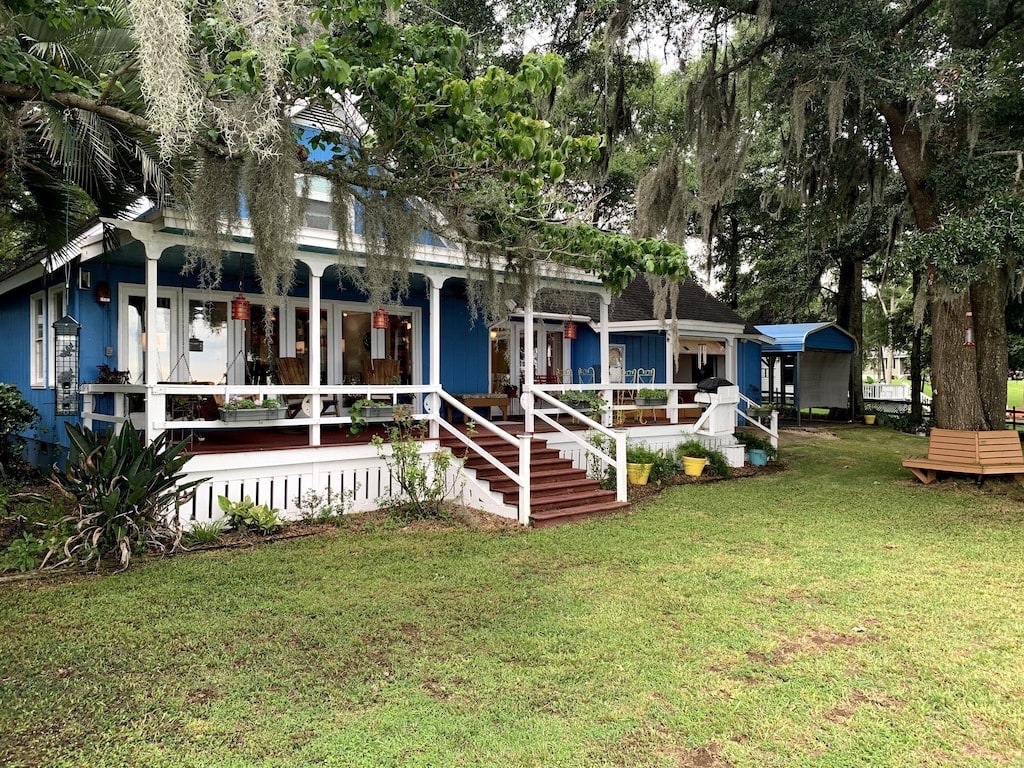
[30,292,44,387]
[304,199,335,230]
[47,288,65,387]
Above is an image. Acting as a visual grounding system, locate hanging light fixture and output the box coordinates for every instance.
[231,261,250,321]
[564,320,578,340]
[373,307,389,329]
[231,291,250,321]
[964,310,975,347]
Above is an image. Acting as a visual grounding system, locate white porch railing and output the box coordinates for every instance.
[737,392,779,449]
[863,383,932,404]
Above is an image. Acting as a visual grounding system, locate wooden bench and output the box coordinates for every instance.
[902,428,1024,484]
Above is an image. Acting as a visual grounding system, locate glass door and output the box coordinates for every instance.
[123,293,175,383]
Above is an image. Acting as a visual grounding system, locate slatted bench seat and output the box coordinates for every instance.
[902,428,1024,484]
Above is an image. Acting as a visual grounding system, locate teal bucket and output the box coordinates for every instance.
[748,448,768,467]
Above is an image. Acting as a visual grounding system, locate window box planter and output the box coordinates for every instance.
[360,405,394,421]
[635,397,668,407]
[219,406,287,423]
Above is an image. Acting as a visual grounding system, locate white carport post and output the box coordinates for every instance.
[427,273,443,439]
[725,337,737,431]
[599,292,612,427]
[307,261,327,447]
[523,289,536,433]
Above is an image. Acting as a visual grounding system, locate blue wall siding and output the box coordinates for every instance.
[439,295,488,393]
[807,326,856,352]
[612,332,667,381]
[571,325,601,373]
[737,340,762,406]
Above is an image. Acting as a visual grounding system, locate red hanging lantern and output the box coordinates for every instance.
[231,292,250,321]
[373,307,389,329]
[564,320,577,340]
[964,310,975,347]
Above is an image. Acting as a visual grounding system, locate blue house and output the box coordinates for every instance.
[0,109,771,526]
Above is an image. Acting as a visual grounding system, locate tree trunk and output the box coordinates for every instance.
[972,264,1009,429]
[930,287,985,429]
[879,100,1001,430]
[910,268,923,421]
[836,253,864,418]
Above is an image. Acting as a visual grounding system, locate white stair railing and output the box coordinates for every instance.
[530,389,627,504]
[736,392,779,449]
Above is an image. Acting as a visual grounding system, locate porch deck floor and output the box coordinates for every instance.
[181,415,695,455]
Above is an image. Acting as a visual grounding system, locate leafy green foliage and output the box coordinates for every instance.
[675,440,731,479]
[1,529,61,572]
[557,390,608,420]
[292,489,354,524]
[183,519,225,546]
[372,409,458,521]
[625,442,676,484]
[49,425,203,570]
[0,383,39,476]
[216,495,282,535]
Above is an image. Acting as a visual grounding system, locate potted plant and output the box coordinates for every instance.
[219,397,286,422]
[734,432,778,467]
[636,388,668,407]
[675,440,732,478]
[558,390,607,420]
[348,398,395,434]
[625,443,656,485]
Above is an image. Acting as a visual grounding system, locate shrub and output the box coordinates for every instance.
[0,384,39,479]
[372,409,459,521]
[216,495,283,535]
[1,530,62,572]
[48,425,204,571]
[293,488,354,523]
[675,440,732,478]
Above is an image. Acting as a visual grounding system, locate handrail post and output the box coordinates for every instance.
[770,410,779,449]
[601,388,613,427]
[614,428,627,503]
[428,391,440,439]
[668,388,679,425]
[517,433,532,525]
[522,390,535,434]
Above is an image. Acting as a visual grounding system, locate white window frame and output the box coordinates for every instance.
[30,291,45,388]
[47,286,65,387]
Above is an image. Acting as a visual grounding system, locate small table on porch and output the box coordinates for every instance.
[446,393,512,423]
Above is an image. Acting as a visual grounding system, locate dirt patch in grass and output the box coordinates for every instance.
[184,687,222,706]
[746,627,871,667]
[823,690,900,723]
[662,743,733,767]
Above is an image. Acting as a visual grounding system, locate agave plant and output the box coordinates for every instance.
[47,425,204,571]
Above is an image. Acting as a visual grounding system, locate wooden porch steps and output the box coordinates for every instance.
[438,432,628,526]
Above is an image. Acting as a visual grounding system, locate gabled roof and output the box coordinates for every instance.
[757,322,856,353]
[534,276,756,332]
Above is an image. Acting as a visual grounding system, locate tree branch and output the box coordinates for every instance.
[715,32,777,80]
[893,0,938,35]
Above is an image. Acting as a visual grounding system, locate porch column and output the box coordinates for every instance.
[427,273,442,439]
[143,245,160,444]
[599,293,611,427]
[308,264,326,447]
[725,338,737,385]
[666,327,678,424]
[523,289,536,433]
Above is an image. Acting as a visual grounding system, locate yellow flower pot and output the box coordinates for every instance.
[626,463,652,485]
[864,414,876,425]
[682,456,707,477]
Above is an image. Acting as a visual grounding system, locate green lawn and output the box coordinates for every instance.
[2,428,1024,767]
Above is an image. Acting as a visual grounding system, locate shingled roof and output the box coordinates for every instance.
[535,277,755,331]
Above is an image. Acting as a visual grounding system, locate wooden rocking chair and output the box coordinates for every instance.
[276,357,340,418]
